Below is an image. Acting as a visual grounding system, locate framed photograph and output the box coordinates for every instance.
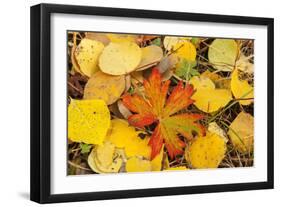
[30,3,274,203]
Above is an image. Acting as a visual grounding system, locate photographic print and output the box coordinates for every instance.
[67,32,254,175]
[31,4,273,203]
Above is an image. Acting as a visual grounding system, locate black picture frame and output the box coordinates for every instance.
[30,3,274,204]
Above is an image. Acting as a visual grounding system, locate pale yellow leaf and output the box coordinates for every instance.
[99,42,142,75]
[208,39,238,71]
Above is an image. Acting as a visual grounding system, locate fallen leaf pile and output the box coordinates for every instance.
[67,32,254,175]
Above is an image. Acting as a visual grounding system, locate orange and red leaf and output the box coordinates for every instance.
[122,68,205,159]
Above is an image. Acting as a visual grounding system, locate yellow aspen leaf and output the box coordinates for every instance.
[125,134,151,159]
[190,76,232,113]
[227,112,254,153]
[165,166,188,171]
[99,41,142,75]
[106,119,136,148]
[83,71,126,105]
[106,119,151,159]
[163,36,190,51]
[192,89,232,113]
[186,132,226,169]
[208,39,238,71]
[231,68,254,105]
[74,38,104,77]
[126,157,151,172]
[174,41,197,61]
[68,99,110,145]
[136,45,163,71]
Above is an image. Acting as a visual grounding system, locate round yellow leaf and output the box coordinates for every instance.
[106,119,136,148]
[99,42,142,75]
[186,132,226,169]
[68,99,110,145]
[190,76,232,113]
[227,112,254,153]
[231,68,254,105]
[74,38,104,77]
[126,157,151,172]
[83,71,126,105]
[192,89,232,113]
[106,119,152,159]
[208,39,238,71]
[125,133,151,159]
[174,41,197,61]
[136,45,163,71]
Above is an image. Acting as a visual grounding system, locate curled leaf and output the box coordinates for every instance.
[88,141,123,173]
[136,45,163,71]
[83,71,125,105]
[68,99,110,145]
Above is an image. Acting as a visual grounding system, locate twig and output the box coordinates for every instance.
[68,160,92,171]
